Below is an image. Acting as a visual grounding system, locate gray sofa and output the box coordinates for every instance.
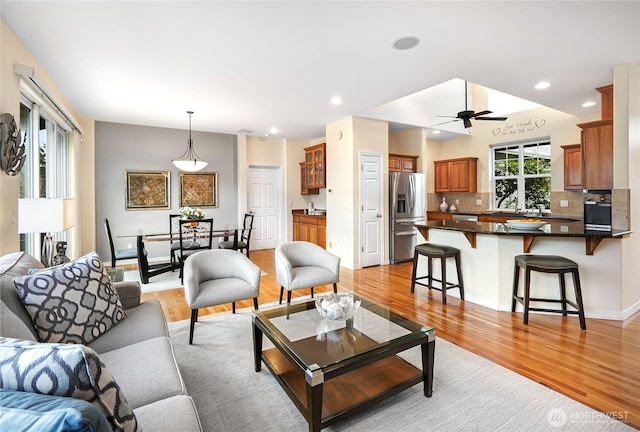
[0,251,202,431]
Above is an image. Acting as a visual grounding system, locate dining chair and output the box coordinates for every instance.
[103,218,137,268]
[176,218,214,283]
[169,214,181,267]
[218,213,254,257]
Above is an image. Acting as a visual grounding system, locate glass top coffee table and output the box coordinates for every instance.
[252,294,435,432]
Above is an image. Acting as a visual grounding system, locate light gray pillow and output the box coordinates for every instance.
[13,252,126,345]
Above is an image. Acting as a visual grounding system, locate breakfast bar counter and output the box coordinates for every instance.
[416,220,631,255]
[411,221,633,320]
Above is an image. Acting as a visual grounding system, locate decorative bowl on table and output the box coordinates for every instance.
[315,293,361,321]
[506,219,546,230]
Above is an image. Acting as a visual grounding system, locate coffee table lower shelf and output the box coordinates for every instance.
[262,347,423,429]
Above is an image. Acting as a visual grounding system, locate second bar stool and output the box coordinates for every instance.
[511,254,586,330]
[410,243,464,305]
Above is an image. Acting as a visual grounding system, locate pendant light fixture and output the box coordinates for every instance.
[172,110,208,172]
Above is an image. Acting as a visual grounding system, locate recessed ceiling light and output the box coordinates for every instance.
[392,36,420,50]
[432,130,441,134]
[269,127,279,134]
[330,96,342,106]
[534,81,552,90]
[582,101,597,108]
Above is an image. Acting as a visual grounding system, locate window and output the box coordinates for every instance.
[19,96,72,257]
[492,138,551,211]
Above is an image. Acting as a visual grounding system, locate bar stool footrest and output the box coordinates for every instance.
[414,276,461,292]
[513,296,581,314]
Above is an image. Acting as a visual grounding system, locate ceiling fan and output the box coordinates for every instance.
[432,81,508,129]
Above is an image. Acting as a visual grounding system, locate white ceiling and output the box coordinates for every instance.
[2,1,639,141]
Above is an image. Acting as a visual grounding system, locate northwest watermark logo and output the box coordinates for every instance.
[547,408,629,428]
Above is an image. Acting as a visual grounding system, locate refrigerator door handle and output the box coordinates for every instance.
[408,175,414,213]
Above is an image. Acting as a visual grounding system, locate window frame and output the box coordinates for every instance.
[19,92,72,259]
[490,137,552,212]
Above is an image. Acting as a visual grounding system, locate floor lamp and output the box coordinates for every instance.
[18,198,75,267]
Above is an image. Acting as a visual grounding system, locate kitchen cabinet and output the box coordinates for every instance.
[434,157,478,193]
[561,144,582,190]
[389,154,418,172]
[303,143,326,189]
[427,212,452,221]
[300,162,319,195]
[576,84,613,191]
[292,213,326,248]
[578,119,613,190]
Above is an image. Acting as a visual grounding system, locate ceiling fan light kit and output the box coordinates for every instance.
[433,81,508,129]
[172,110,208,172]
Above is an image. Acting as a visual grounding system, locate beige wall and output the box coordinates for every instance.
[0,18,95,257]
[283,139,308,240]
[326,116,355,266]
[616,63,640,313]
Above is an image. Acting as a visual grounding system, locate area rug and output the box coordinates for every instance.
[124,269,183,293]
[124,269,269,294]
[167,312,632,432]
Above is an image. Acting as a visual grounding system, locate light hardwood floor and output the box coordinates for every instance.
[141,248,640,429]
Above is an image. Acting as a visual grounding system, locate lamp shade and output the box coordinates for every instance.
[172,159,208,172]
[18,198,75,233]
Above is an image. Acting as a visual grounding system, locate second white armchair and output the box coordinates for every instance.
[275,241,340,305]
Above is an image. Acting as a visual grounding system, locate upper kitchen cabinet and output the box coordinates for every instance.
[389,154,418,173]
[561,144,583,190]
[434,157,478,193]
[300,162,319,195]
[303,143,326,189]
[578,119,613,190]
[577,85,613,191]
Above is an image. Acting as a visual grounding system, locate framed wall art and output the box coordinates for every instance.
[125,170,170,210]
[180,172,218,208]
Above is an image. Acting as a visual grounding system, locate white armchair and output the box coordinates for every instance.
[275,241,340,305]
[184,249,260,344]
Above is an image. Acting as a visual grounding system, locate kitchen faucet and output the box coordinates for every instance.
[537,204,545,216]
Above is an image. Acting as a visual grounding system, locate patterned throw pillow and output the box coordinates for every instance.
[0,337,139,432]
[13,252,126,345]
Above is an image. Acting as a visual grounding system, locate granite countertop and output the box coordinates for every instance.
[427,210,584,220]
[417,220,631,238]
[292,209,326,216]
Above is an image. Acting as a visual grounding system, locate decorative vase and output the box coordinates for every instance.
[450,203,457,212]
[440,197,449,212]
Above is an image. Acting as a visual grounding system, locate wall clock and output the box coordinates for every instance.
[0,113,26,176]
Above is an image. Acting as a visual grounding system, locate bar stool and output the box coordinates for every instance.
[511,254,586,330]
[410,243,464,305]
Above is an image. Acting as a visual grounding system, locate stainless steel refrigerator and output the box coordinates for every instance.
[390,172,425,264]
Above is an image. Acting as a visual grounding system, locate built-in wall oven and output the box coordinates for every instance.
[584,201,612,231]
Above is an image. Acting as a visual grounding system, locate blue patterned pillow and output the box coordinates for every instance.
[0,337,138,432]
[13,252,126,344]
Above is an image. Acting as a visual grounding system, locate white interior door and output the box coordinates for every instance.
[360,153,383,267]
[248,166,279,250]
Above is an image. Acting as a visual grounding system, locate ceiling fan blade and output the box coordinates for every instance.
[475,116,508,121]
[463,118,472,128]
[470,110,492,118]
[430,119,460,127]
[435,115,458,118]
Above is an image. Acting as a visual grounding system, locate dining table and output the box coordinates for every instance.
[118,225,242,284]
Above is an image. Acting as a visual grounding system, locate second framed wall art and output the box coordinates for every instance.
[179,172,218,208]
